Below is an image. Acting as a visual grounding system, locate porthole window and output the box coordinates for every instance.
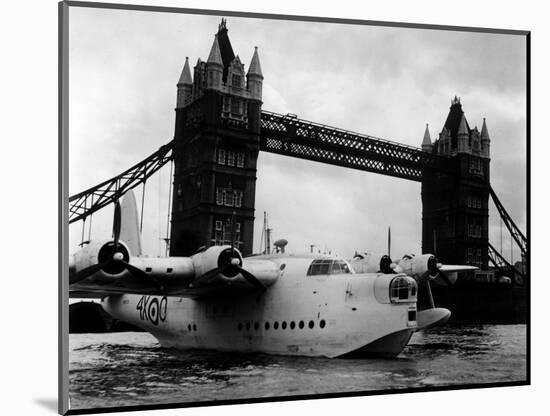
[254,322,260,331]
[246,322,251,331]
[320,320,326,328]
[299,321,305,329]
[308,320,314,329]
[282,321,287,330]
[193,324,197,331]
[290,321,296,330]
[187,324,192,331]
[274,321,279,330]
[265,322,270,330]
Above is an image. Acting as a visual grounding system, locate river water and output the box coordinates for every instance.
[68,324,527,411]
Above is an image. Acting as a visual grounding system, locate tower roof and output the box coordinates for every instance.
[177,57,192,85]
[443,96,470,147]
[216,18,236,82]
[422,124,432,146]
[481,118,490,141]
[247,46,263,77]
[207,35,223,67]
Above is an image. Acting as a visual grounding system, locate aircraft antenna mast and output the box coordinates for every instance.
[164,159,174,256]
[259,211,266,254]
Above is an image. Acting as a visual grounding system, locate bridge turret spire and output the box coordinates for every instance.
[481,117,491,158]
[206,35,223,90]
[176,57,193,108]
[207,34,224,67]
[422,123,433,152]
[247,46,263,101]
[457,113,470,153]
[247,46,263,77]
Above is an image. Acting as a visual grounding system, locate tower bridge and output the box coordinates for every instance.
[69,20,526,281]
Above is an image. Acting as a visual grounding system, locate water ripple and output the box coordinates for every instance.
[69,325,527,410]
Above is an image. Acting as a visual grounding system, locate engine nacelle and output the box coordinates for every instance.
[350,253,393,274]
[70,239,133,283]
[191,245,243,279]
[395,254,439,279]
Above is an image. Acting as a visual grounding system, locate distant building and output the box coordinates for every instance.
[421,97,491,269]
[170,19,263,256]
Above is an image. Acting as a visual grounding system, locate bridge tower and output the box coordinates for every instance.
[421,97,491,269]
[170,19,263,256]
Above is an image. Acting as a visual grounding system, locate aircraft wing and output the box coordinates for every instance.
[69,250,280,299]
[439,265,478,273]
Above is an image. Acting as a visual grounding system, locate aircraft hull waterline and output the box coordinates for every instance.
[102,260,417,358]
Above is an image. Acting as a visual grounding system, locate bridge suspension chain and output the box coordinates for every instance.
[69,140,174,224]
[489,186,527,257]
[487,242,525,282]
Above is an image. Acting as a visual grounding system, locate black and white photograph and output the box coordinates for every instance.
[60,1,529,414]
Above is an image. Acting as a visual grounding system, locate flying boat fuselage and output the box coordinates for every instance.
[102,254,418,358]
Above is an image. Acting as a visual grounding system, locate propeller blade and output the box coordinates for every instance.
[416,271,435,310]
[230,210,237,251]
[124,262,164,290]
[388,226,391,258]
[191,267,223,288]
[73,262,110,283]
[238,267,266,291]
[113,200,122,251]
[437,268,453,287]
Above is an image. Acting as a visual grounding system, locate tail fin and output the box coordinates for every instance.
[120,190,142,256]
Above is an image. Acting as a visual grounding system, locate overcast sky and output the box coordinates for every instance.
[68,6,527,262]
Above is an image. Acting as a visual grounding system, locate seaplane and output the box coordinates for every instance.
[350,229,477,330]
[69,191,467,358]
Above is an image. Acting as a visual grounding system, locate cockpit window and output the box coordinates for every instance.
[307,259,352,276]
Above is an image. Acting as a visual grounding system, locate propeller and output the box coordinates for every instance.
[192,246,266,291]
[416,255,453,310]
[430,231,453,287]
[378,227,396,274]
[73,200,162,289]
[192,212,266,291]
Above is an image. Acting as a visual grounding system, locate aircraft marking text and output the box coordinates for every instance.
[136,296,167,325]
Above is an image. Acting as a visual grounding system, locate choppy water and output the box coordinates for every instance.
[69,325,527,411]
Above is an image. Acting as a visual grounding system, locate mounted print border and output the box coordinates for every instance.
[59,1,530,414]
